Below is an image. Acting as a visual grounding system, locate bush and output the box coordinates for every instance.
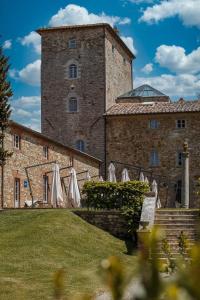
[82,181,149,233]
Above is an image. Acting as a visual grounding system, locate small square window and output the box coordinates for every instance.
[176,119,186,128]
[43,146,49,159]
[149,120,159,129]
[68,38,76,49]
[13,134,21,149]
[176,152,183,166]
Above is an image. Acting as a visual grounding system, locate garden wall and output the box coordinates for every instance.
[74,210,139,239]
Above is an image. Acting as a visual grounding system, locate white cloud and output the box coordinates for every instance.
[3,40,12,50]
[155,45,200,74]
[20,31,41,54]
[49,4,131,27]
[134,73,200,98]
[129,0,156,4]
[11,96,41,132]
[139,0,200,28]
[10,60,41,86]
[141,63,153,74]
[121,36,137,54]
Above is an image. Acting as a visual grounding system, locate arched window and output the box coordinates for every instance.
[150,150,160,166]
[69,64,77,79]
[76,140,85,152]
[69,97,77,112]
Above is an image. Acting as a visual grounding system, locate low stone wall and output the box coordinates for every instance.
[74,210,139,239]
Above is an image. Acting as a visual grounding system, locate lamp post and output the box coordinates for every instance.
[182,140,190,208]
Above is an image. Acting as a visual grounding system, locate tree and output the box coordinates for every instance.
[0,46,12,208]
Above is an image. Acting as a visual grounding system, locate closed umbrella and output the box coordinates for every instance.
[108,163,117,183]
[68,168,81,208]
[139,172,145,182]
[99,176,104,182]
[152,179,161,208]
[121,168,130,182]
[86,171,91,181]
[144,176,149,184]
[51,163,64,208]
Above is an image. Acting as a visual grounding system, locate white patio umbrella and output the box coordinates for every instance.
[108,163,117,183]
[121,168,130,182]
[144,176,149,184]
[139,172,145,182]
[99,176,104,182]
[51,163,64,208]
[152,179,161,208]
[68,168,81,208]
[86,171,91,181]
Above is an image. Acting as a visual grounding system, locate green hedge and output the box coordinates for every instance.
[82,181,149,233]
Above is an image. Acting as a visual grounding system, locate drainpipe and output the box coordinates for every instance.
[182,140,190,208]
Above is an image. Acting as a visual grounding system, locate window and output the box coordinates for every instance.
[14,178,20,208]
[123,58,126,65]
[43,175,49,203]
[69,64,77,79]
[150,150,160,166]
[149,120,159,129]
[68,38,76,49]
[69,97,78,112]
[176,151,183,166]
[13,134,21,149]
[112,45,115,53]
[43,146,49,159]
[176,119,186,128]
[76,140,85,152]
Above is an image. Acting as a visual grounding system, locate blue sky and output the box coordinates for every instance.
[1,0,200,131]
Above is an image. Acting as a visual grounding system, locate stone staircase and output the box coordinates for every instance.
[153,209,200,259]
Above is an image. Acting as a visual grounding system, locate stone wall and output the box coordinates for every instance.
[1,122,100,208]
[74,210,135,239]
[106,112,200,207]
[39,25,133,166]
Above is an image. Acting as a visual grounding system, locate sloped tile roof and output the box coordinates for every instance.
[106,100,200,116]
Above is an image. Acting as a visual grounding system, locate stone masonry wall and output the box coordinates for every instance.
[105,29,133,110]
[74,210,133,239]
[1,124,100,208]
[40,25,133,166]
[106,112,200,208]
[40,27,106,162]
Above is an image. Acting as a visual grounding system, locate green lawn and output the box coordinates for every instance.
[0,209,136,299]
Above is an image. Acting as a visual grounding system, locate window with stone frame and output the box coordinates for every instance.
[68,38,76,49]
[13,134,21,149]
[69,64,78,79]
[69,97,78,112]
[43,146,49,159]
[176,151,183,166]
[176,119,186,129]
[75,139,85,152]
[149,119,159,129]
[150,150,160,166]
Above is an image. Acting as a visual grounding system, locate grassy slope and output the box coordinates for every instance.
[0,209,135,299]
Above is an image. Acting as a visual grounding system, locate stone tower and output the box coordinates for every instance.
[37,24,134,165]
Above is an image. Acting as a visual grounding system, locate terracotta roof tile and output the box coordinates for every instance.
[106,100,200,116]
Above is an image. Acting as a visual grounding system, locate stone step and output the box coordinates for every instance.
[156,209,200,216]
[154,222,196,231]
[154,219,198,226]
[155,215,199,220]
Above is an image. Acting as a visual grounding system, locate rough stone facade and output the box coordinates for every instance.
[38,24,133,164]
[1,122,100,208]
[106,112,200,207]
[74,210,137,239]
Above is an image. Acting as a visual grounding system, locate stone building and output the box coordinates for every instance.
[1,121,100,208]
[106,85,200,207]
[36,23,200,207]
[37,23,134,163]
